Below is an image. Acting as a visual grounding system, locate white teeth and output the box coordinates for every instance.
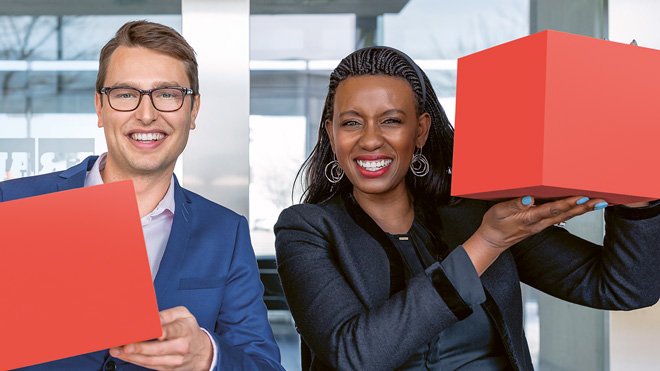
[131,132,165,141]
[356,159,392,171]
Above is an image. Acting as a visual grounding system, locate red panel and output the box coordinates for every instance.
[0,181,161,369]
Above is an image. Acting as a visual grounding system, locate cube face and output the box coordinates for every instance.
[452,30,660,204]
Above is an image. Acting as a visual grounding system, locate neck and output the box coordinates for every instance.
[100,160,172,218]
[352,186,414,234]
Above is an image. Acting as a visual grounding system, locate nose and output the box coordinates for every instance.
[133,94,158,124]
[358,122,384,151]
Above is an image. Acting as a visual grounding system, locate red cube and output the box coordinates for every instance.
[452,30,660,204]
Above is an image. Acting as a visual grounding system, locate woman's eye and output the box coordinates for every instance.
[342,120,361,127]
[383,118,402,125]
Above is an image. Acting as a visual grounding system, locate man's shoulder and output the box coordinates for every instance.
[0,170,69,201]
[0,157,94,202]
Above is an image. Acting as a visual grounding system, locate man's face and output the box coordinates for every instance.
[95,46,199,179]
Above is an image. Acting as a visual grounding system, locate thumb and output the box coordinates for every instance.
[520,195,534,207]
[508,195,535,212]
[489,195,535,220]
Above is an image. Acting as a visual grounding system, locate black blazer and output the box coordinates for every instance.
[274,196,660,370]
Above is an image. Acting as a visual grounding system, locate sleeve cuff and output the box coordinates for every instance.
[425,246,486,320]
[200,327,218,371]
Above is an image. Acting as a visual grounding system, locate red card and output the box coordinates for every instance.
[452,30,660,204]
[0,181,161,370]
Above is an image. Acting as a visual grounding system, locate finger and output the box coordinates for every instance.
[159,307,195,341]
[114,338,188,357]
[517,196,579,226]
[530,196,599,227]
[160,317,196,341]
[160,306,192,326]
[623,201,648,208]
[112,352,185,370]
[497,195,535,217]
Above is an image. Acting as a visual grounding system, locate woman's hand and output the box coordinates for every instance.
[623,201,650,208]
[463,195,605,275]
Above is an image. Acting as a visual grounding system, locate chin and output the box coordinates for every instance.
[353,183,394,196]
[128,160,169,174]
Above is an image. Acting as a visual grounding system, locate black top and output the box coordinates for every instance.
[387,225,510,370]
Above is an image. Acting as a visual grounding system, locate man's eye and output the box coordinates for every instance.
[112,90,138,99]
[155,90,182,100]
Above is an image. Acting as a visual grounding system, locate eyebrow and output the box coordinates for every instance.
[107,81,184,89]
[337,109,406,118]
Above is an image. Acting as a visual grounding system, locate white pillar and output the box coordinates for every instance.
[181,0,251,216]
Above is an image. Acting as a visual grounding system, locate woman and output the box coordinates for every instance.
[274,46,659,370]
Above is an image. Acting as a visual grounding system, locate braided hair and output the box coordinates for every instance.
[297,46,454,205]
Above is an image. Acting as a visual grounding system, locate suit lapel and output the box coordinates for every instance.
[56,156,97,191]
[55,158,192,309]
[154,177,191,304]
[339,194,401,302]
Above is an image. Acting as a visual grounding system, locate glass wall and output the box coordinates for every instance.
[607,4,660,369]
[0,3,180,181]
[248,1,530,368]
[248,0,529,256]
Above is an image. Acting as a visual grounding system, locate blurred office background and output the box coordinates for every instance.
[1,0,658,369]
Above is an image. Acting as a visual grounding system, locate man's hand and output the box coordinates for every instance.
[109,306,213,371]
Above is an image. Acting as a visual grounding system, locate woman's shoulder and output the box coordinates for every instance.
[275,196,347,230]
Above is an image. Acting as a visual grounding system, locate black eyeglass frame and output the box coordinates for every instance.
[99,86,195,112]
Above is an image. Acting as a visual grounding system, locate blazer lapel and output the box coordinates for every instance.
[154,176,191,304]
[340,193,404,300]
[56,156,98,191]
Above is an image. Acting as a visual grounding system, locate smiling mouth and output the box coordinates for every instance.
[356,159,392,171]
[130,132,166,142]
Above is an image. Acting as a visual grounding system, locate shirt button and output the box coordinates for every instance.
[104,360,117,371]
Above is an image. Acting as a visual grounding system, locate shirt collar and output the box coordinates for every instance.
[84,153,175,217]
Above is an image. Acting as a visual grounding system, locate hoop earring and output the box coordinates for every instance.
[410,147,429,177]
[324,156,344,183]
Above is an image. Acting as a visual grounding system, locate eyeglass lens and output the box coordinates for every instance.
[107,88,186,111]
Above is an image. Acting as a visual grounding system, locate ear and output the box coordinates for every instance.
[95,93,104,128]
[324,119,335,153]
[190,94,201,130]
[415,112,431,148]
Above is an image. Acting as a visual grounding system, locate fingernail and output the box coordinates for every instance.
[110,348,121,356]
[576,197,590,205]
[593,201,608,210]
[522,196,533,206]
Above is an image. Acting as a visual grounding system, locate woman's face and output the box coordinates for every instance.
[325,75,430,199]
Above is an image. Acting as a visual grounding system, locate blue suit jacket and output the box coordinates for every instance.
[0,156,284,371]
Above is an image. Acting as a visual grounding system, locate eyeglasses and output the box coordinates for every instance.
[99,86,195,112]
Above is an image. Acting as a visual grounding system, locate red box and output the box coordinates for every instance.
[452,30,660,204]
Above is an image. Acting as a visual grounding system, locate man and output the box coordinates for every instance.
[0,20,283,371]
